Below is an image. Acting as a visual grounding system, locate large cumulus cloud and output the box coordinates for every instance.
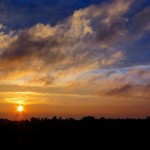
[0,0,133,85]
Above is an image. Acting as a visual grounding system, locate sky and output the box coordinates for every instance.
[0,0,150,119]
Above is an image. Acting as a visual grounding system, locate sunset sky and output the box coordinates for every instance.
[0,0,150,119]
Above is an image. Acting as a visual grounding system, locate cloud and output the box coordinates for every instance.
[0,0,149,103]
[0,65,149,112]
[95,66,150,98]
[29,74,56,86]
[28,23,56,40]
[121,6,150,48]
[60,65,150,99]
[0,29,16,50]
[0,0,134,86]
[132,7,150,32]
[101,51,124,66]
[0,24,5,30]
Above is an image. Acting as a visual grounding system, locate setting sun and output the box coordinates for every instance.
[17,105,24,112]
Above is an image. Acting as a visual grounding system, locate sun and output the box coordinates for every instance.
[17,105,24,112]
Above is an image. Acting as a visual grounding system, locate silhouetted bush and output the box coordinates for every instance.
[0,116,149,149]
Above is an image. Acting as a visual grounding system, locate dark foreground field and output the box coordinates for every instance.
[0,116,150,149]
